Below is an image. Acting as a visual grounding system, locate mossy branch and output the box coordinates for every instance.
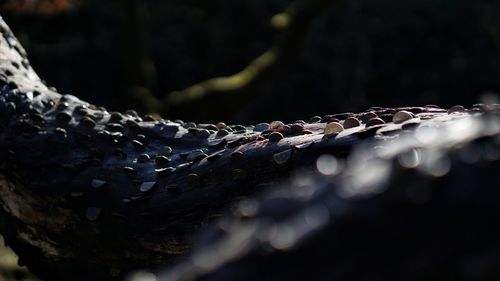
[160,0,337,120]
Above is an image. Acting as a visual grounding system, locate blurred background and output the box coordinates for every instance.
[0,237,35,281]
[1,0,500,279]
[2,0,500,123]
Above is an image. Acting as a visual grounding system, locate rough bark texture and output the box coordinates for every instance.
[161,113,500,281]
[1,15,500,281]
[0,16,354,280]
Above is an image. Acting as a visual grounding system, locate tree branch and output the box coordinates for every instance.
[0,15,374,280]
[1,14,499,281]
[161,0,337,121]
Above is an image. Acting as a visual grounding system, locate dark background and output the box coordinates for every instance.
[2,0,500,124]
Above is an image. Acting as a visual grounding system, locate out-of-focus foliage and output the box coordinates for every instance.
[1,0,500,122]
[1,0,291,122]
[0,237,36,281]
[0,0,77,15]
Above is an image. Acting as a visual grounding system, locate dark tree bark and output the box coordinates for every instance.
[1,15,500,281]
[161,114,500,281]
